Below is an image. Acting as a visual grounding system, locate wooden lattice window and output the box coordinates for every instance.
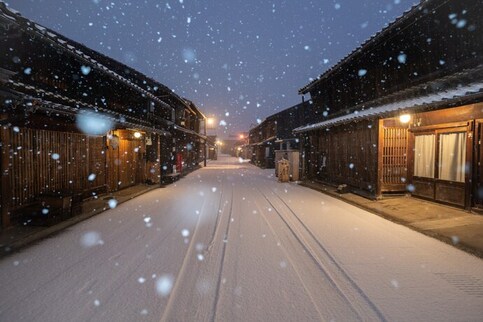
[382,127,408,190]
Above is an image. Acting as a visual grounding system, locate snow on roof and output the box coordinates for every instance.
[0,4,179,112]
[0,9,16,22]
[299,1,424,94]
[34,24,46,31]
[250,136,277,146]
[5,5,20,15]
[7,79,172,133]
[293,80,483,133]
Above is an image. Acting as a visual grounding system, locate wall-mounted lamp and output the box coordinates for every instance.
[399,114,411,124]
[134,131,142,138]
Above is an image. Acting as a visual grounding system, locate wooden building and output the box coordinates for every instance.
[295,0,483,209]
[249,101,309,168]
[0,4,205,227]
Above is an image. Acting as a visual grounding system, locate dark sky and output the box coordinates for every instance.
[7,0,417,136]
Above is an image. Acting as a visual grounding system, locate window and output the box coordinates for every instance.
[439,132,466,182]
[413,131,466,182]
[414,134,435,178]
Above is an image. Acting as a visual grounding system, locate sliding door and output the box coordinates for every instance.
[411,127,468,207]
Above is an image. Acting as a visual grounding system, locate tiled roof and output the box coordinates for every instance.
[294,77,483,133]
[0,4,176,111]
[299,0,425,94]
[8,80,171,134]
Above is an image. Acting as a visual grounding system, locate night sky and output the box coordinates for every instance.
[7,0,417,136]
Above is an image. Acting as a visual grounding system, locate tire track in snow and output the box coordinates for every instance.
[211,187,234,322]
[256,185,387,322]
[204,176,228,255]
[160,174,234,322]
[159,187,215,322]
[251,189,332,320]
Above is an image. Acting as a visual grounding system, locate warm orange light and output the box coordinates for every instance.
[239,134,245,139]
[399,114,411,124]
[207,118,215,126]
[133,131,142,138]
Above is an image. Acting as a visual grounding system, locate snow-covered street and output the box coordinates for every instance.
[0,156,482,321]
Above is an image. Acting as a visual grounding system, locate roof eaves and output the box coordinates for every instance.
[294,79,483,133]
[1,3,178,111]
[298,0,427,94]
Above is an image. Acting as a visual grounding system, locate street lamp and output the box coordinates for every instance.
[203,116,207,167]
[207,117,215,128]
[203,117,217,166]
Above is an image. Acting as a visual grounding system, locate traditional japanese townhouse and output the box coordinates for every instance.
[171,99,206,174]
[295,0,483,209]
[249,117,277,168]
[249,101,309,169]
[0,4,205,227]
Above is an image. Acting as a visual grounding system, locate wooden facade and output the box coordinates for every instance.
[0,4,206,227]
[249,101,309,169]
[296,0,483,209]
[305,120,378,193]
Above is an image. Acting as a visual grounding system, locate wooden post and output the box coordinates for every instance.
[203,118,207,167]
[157,133,161,183]
[1,127,11,228]
[465,120,474,209]
[376,119,384,199]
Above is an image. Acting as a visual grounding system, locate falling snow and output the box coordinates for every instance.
[7,0,419,133]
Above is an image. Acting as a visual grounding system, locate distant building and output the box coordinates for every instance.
[296,0,483,209]
[249,101,310,168]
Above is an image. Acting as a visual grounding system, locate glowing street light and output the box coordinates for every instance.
[207,117,215,127]
[203,116,217,166]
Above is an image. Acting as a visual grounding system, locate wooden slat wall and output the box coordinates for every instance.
[307,120,378,193]
[88,136,107,189]
[106,141,120,192]
[118,138,142,190]
[381,127,408,191]
[35,130,89,194]
[3,127,105,208]
[8,127,36,207]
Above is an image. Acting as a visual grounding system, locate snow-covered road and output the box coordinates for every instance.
[1,156,482,321]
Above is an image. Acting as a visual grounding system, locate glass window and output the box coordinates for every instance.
[439,132,466,182]
[414,134,435,178]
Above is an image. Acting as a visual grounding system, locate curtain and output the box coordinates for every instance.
[439,132,466,182]
[414,134,435,178]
